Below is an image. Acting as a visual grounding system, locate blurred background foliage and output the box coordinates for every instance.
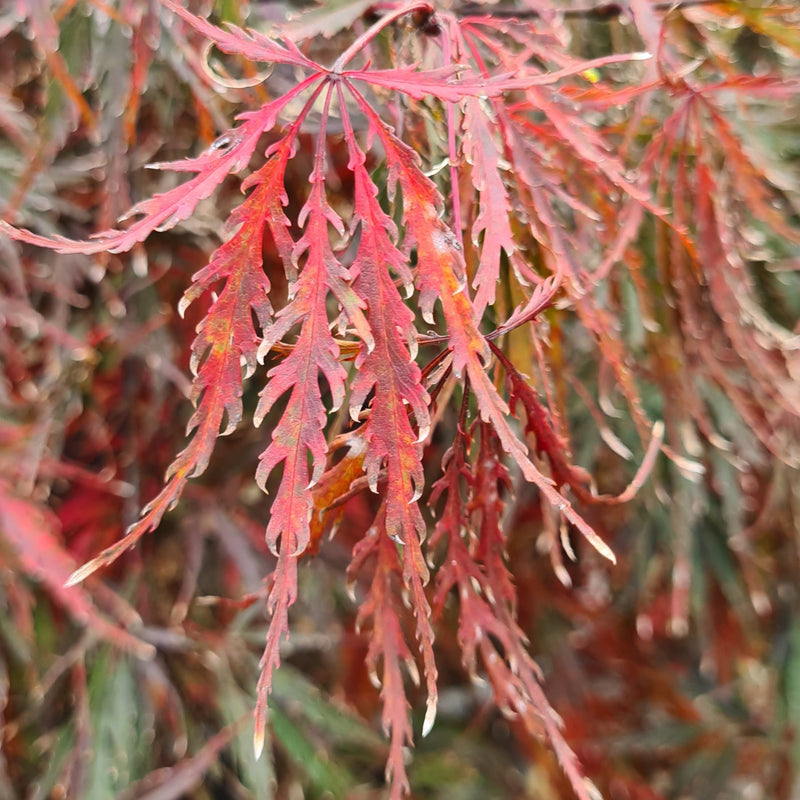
[1,0,800,798]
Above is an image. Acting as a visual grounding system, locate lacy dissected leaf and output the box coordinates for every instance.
[350,87,615,565]
[461,96,517,318]
[493,343,663,506]
[339,79,439,743]
[452,17,660,447]
[694,152,800,461]
[459,17,651,205]
[160,0,317,70]
[0,85,315,255]
[254,92,358,555]
[648,87,800,466]
[703,99,800,247]
[348,512,418,800]
[65,124,286,585]
[251,84,377,750]
[430,417,598,800]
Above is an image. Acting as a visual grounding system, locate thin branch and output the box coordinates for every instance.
[458,0,728,21]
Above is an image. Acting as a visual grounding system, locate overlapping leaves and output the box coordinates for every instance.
[4,0,799,797]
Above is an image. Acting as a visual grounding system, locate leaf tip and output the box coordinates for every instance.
[64,560,100,587]
[555,565,573,588]
[177,295,191,319]
[257,341,271,364]
[422,696,437,737]
[253,726,266,760]
[601,544,617,565]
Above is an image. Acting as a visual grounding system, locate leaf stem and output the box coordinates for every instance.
[332,0,435,72]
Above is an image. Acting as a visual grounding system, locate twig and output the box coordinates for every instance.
[458,0,728,21]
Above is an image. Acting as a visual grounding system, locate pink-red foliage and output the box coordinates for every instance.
[3,0,800,796]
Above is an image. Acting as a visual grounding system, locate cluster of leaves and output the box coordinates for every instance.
[2,0,800,797]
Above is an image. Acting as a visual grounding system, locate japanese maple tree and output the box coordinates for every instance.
[2,0,800,797]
